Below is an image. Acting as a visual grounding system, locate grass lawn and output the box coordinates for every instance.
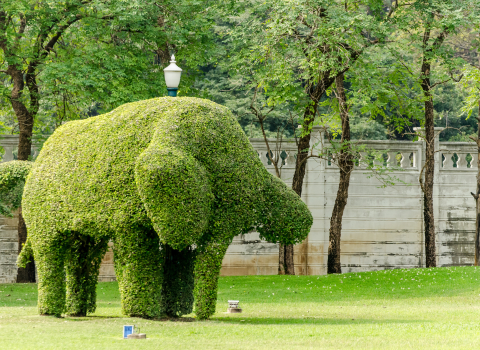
[1,266,480,349]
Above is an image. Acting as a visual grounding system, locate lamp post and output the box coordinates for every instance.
[163,54,182,97]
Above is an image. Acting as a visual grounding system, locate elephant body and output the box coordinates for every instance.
[22,97,312,318]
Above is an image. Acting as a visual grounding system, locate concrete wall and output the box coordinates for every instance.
[0,212,19,283]
[220,127,479,275]
[1,129,478,282]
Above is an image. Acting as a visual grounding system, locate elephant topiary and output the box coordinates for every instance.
[19,97,313,319]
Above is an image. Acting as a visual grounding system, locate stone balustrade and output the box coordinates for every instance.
[1,130,479,282]
[223,129,479,275]
[440,142,477,169]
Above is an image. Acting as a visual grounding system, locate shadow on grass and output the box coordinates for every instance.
[64,315,124,320]
[62,315,196,322]
[95,303,121,308]
[153,316,196,322]
[21,313,429,326]
[211,316,429,326]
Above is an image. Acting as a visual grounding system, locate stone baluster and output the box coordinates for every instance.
[359,152,367,168]
[471,153,477,169]
[257,150,267,167]
[266,150,277,167]
[411,151,417,168]
[457,153,468,169]
[266,151,275,166]
[280,150,289,167]
[443,152,454,169]
[263,151,271,167]
[285,151,296,168]
[387,151,396,167]
[373,152,383,167]
[1,144,14,162]
[400,152,410,168]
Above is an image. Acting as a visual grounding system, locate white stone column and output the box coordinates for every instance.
[298,126,326,275]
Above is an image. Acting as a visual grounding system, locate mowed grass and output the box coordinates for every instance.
[1,267,480,349]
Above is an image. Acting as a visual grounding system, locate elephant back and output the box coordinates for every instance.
[22,97,253,235]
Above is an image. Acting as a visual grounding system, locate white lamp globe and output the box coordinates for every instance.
[163,54,182,88]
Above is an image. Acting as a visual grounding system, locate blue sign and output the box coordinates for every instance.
[123,325,134,339]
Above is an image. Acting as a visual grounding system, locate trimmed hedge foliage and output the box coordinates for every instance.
[22,97,313,319]
[0,160,33,216]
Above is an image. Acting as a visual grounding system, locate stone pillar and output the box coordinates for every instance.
[433,128,444,266]
[295,126,326,275]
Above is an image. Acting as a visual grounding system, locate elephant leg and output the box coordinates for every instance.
[113,227,163,318]
[160,244,196,317]
[194,240,230,320]
[65,234,109,316]
[32,232,67,317]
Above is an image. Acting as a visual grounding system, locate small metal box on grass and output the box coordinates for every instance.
[228,300,242,313]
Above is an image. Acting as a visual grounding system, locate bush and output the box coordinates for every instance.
[0,160,33,216]
[22,97,313,319]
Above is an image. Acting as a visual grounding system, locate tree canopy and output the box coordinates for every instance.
[1,0,479,145]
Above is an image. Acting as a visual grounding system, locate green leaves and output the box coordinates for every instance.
[0,0,220,134]
[458,58,480,120]
[0,160,32,216]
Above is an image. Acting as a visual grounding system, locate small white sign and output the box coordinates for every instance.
[123,325,134,339]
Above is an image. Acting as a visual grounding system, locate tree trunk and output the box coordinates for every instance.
[420,57,436,268]
[284,244,295,275]
[16,208,36,282]
[418,21,449,268]
[278,244,285,274]
[327,73,354,274]
[8,66,36,282]
[474,96,480,266]
[8,66,34,161]
[291,104,317,197]
[289,74,340,275]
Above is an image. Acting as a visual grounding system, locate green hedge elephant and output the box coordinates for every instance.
[20,97,313,319]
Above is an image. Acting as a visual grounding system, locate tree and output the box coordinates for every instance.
[0,0,217,281]
[225,0,395,273]
[248,85,298,274]
[393,0,478,267]
[459,27,480,265]
[468,62,480,265]
[327,73,355,273]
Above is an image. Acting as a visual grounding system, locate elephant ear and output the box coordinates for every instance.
[135,140,213,250]
[0,160,33,217]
